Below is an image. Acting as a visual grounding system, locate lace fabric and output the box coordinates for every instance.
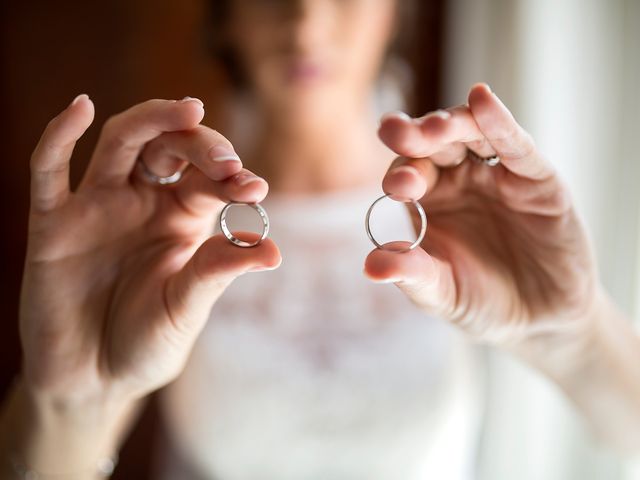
[160,187,483,480]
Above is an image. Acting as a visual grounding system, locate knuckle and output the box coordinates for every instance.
[102,113,124,133]
[176,125,233,153]
[548,185,573,214]
[197,124,232,146]
[466,137,491,153]
[143,136,170,157]
[29,147,43,169]
[45,114,61,131]
[99,115,138,154]
[496,128,536,160]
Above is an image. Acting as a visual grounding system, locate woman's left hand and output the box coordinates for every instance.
[365,86,640,451]
[365,83,599,349]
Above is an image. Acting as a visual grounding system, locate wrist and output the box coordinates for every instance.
[22,377,138,426]
[2,378,141,478]
[507,288,640,451]
[506,285,611,381]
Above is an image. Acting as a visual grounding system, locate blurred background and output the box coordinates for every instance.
[1,0,639,478]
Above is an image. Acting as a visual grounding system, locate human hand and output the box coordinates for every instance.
[365,84,599,348]
[20,96,281,407]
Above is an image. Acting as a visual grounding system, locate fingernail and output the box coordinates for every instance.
[388,165,418,177]
[235,174,266,186]
[209,145,241,163]
[418,110,451,123]
[372,277,402,284]
[180,96,204,107]
[249,265,277,272]
[472,82,492,94]
[380,111,412,125]
[433,109,451,120]
[249,266,269,272]
[70,93,89,107]
[249,259,282,272]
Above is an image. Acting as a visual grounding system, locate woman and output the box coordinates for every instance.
[1,0,639,479]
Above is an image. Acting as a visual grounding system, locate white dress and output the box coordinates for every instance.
[160,187,484,480]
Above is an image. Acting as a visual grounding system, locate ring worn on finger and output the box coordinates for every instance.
[137,157,184,185]
[468,150,501,166]
[365,194,427,251]
[219,202,270,248]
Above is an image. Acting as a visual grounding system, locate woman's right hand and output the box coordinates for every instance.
[20,95,281,407]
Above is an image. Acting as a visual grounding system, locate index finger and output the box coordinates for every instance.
[378,106,485,159]
[468,83,555,180]
[82,97,205,188]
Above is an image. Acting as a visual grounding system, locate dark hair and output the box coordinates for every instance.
[206,0,419,88]
[205,0,444,115]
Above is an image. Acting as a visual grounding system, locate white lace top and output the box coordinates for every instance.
[160,187,484,480]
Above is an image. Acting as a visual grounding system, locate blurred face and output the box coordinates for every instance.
[227,0,399,120]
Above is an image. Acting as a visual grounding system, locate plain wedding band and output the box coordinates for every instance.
[365,194,427,251]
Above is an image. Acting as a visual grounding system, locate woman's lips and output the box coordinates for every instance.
[284,59,328,85]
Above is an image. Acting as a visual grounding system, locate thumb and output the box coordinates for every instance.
[165,233,281,336]
[364,242,457,318]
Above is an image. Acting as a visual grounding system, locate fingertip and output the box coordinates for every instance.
[416,110,451,129]
[66,93,93,115]
[70,93,89,107]
[415,109,452,126]
[248,240,283,272]
[194,234,280,278]
[468,82,504,110]
[470,82,492,93]
[364,247,406,283]
[209,156,244,181]
[469,82,493,101]
[378,117,421,157]
[180,96,205,107]
[230,174,270,203]
[71,94,95,125]
[468,83,518,137]
[240,235,281,267]
[44,94,94,145]
[382,165,427,201]
[234,236,282,273]
[364,245,435,284]
[379,110,412,126]
[173,98,205,128]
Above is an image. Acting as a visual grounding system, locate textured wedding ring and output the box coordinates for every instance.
[137,158,184,185]
[365,194,427,251]
[219,202,270,248]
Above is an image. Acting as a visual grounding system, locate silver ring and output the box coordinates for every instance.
[137,158,184,185]
[469,150,501,166]
[365,194,427,251]
[219,202,270,248]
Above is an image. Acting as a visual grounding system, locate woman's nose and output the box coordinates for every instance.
[285,0,334,52]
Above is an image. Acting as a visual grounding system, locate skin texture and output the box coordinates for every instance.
[365,84,640,451]
[1,96,281,476]
[366,84,595,345]
[22,96,281,403]
[2,2,405,476]
[2,0,640,477]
